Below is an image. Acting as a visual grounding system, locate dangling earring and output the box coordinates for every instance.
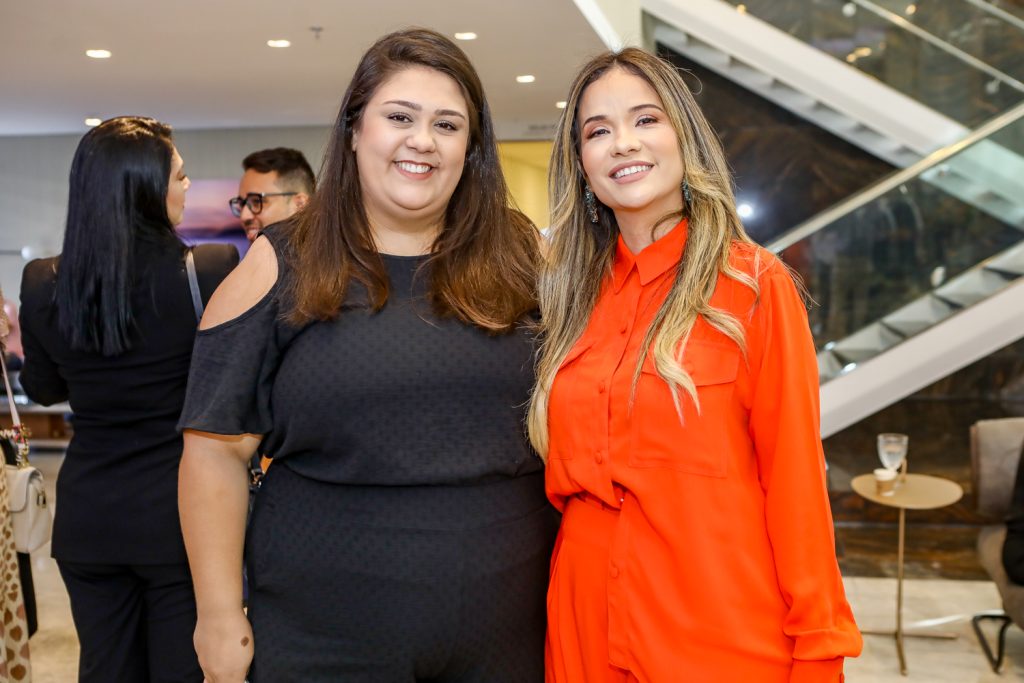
[682,179,693,206]
[584,186,599,224]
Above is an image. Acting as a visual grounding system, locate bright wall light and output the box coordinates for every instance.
[454,32,477,41]
[267,39,291,48]
[737,202,754,219]
[516,75,536,84]
[84,117,102,127]
[85,49,111,59]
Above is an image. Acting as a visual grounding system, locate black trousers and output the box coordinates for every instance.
[57,561,203,683]
[246,465,558,683]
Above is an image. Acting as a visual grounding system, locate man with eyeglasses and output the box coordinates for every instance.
[230,147,315,242]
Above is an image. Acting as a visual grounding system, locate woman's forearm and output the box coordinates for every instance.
[179,431,258,617]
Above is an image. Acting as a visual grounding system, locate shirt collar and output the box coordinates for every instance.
[612,218,689,293]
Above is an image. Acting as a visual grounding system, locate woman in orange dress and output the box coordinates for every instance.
[529,48,862,683]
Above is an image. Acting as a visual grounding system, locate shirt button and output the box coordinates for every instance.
[597,381,607,394]
[610,563,620,578]
[595,451,604,464]
[619,322,628,334]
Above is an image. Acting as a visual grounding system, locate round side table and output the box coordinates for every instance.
[851,472,964,676]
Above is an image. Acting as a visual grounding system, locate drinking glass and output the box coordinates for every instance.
[877,433,909,474]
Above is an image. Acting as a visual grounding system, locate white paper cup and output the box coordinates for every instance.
[874,467,897,496]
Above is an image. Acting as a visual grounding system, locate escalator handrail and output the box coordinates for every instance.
[766,99,1024,254]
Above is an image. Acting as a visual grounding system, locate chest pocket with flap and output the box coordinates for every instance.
[628,339,741,477]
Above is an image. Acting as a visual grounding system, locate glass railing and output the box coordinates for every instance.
[767,101,1024,376]
[721,0,1024,127]
[871,0,1024,83]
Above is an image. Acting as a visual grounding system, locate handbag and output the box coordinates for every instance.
[0,352,52,553]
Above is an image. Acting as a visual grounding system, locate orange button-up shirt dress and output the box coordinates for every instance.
[545,219,862,683]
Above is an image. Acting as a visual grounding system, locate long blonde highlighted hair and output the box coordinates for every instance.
[528,48,759,459]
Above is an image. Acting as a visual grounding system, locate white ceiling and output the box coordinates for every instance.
[0,0,605,138]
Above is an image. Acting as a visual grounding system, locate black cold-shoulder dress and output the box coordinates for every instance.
[179,226,556,682]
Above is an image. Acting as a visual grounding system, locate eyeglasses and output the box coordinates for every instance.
[228,192,298,217]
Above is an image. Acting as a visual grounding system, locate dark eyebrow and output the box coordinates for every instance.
[435,109,466,120]
[582,103,665,127]
[382,100,466,120]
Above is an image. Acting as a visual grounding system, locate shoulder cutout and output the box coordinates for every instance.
[199,236,279,330]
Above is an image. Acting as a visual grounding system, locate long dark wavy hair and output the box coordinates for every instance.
[284,28,540,331]
[56,116,180,356]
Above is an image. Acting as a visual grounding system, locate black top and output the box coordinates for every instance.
[179,226,542,486]
[19,239,239,564]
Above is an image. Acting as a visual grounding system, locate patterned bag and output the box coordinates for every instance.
[0,348,31,678]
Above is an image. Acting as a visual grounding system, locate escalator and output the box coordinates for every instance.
[642,0,1024,242]
[766,101,1024,436]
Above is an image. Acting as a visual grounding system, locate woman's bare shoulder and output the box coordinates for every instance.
[199,236,279,330]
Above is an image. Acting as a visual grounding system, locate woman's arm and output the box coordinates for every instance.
[179,430,259,682]
[18,261,69,405]
[178,235,279,682]
[748,259,862,683]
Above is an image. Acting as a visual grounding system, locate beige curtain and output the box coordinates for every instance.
[0,290,31,681]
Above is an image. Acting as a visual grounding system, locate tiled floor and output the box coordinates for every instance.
[845,576,1024,682]
[24,452,1024,681]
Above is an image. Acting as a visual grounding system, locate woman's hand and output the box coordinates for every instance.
[195,610,253,683]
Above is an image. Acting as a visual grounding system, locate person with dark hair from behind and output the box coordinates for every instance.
[18,116,238,682]
[230,147,315,242]
[1002,441,1024,584]
[178,28,552,683]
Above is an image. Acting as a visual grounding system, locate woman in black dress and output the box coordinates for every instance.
[19,116,239,682]
[178,29,554,682]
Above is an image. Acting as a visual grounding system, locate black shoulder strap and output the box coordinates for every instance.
[185,247,204,323]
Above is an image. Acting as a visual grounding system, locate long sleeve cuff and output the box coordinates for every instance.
[790,657,845,683]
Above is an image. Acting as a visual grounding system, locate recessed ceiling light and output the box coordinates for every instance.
[556,101,567,109]
[84,117,102,127]
[736,4,748,12]
[267,39,291,48]
[516,75,536,84]
[454,32,477,41]
[85,49,111,59]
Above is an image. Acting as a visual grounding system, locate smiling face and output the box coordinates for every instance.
[237,169,297,242]
[578,67,685,231]
[352,65,470,232]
